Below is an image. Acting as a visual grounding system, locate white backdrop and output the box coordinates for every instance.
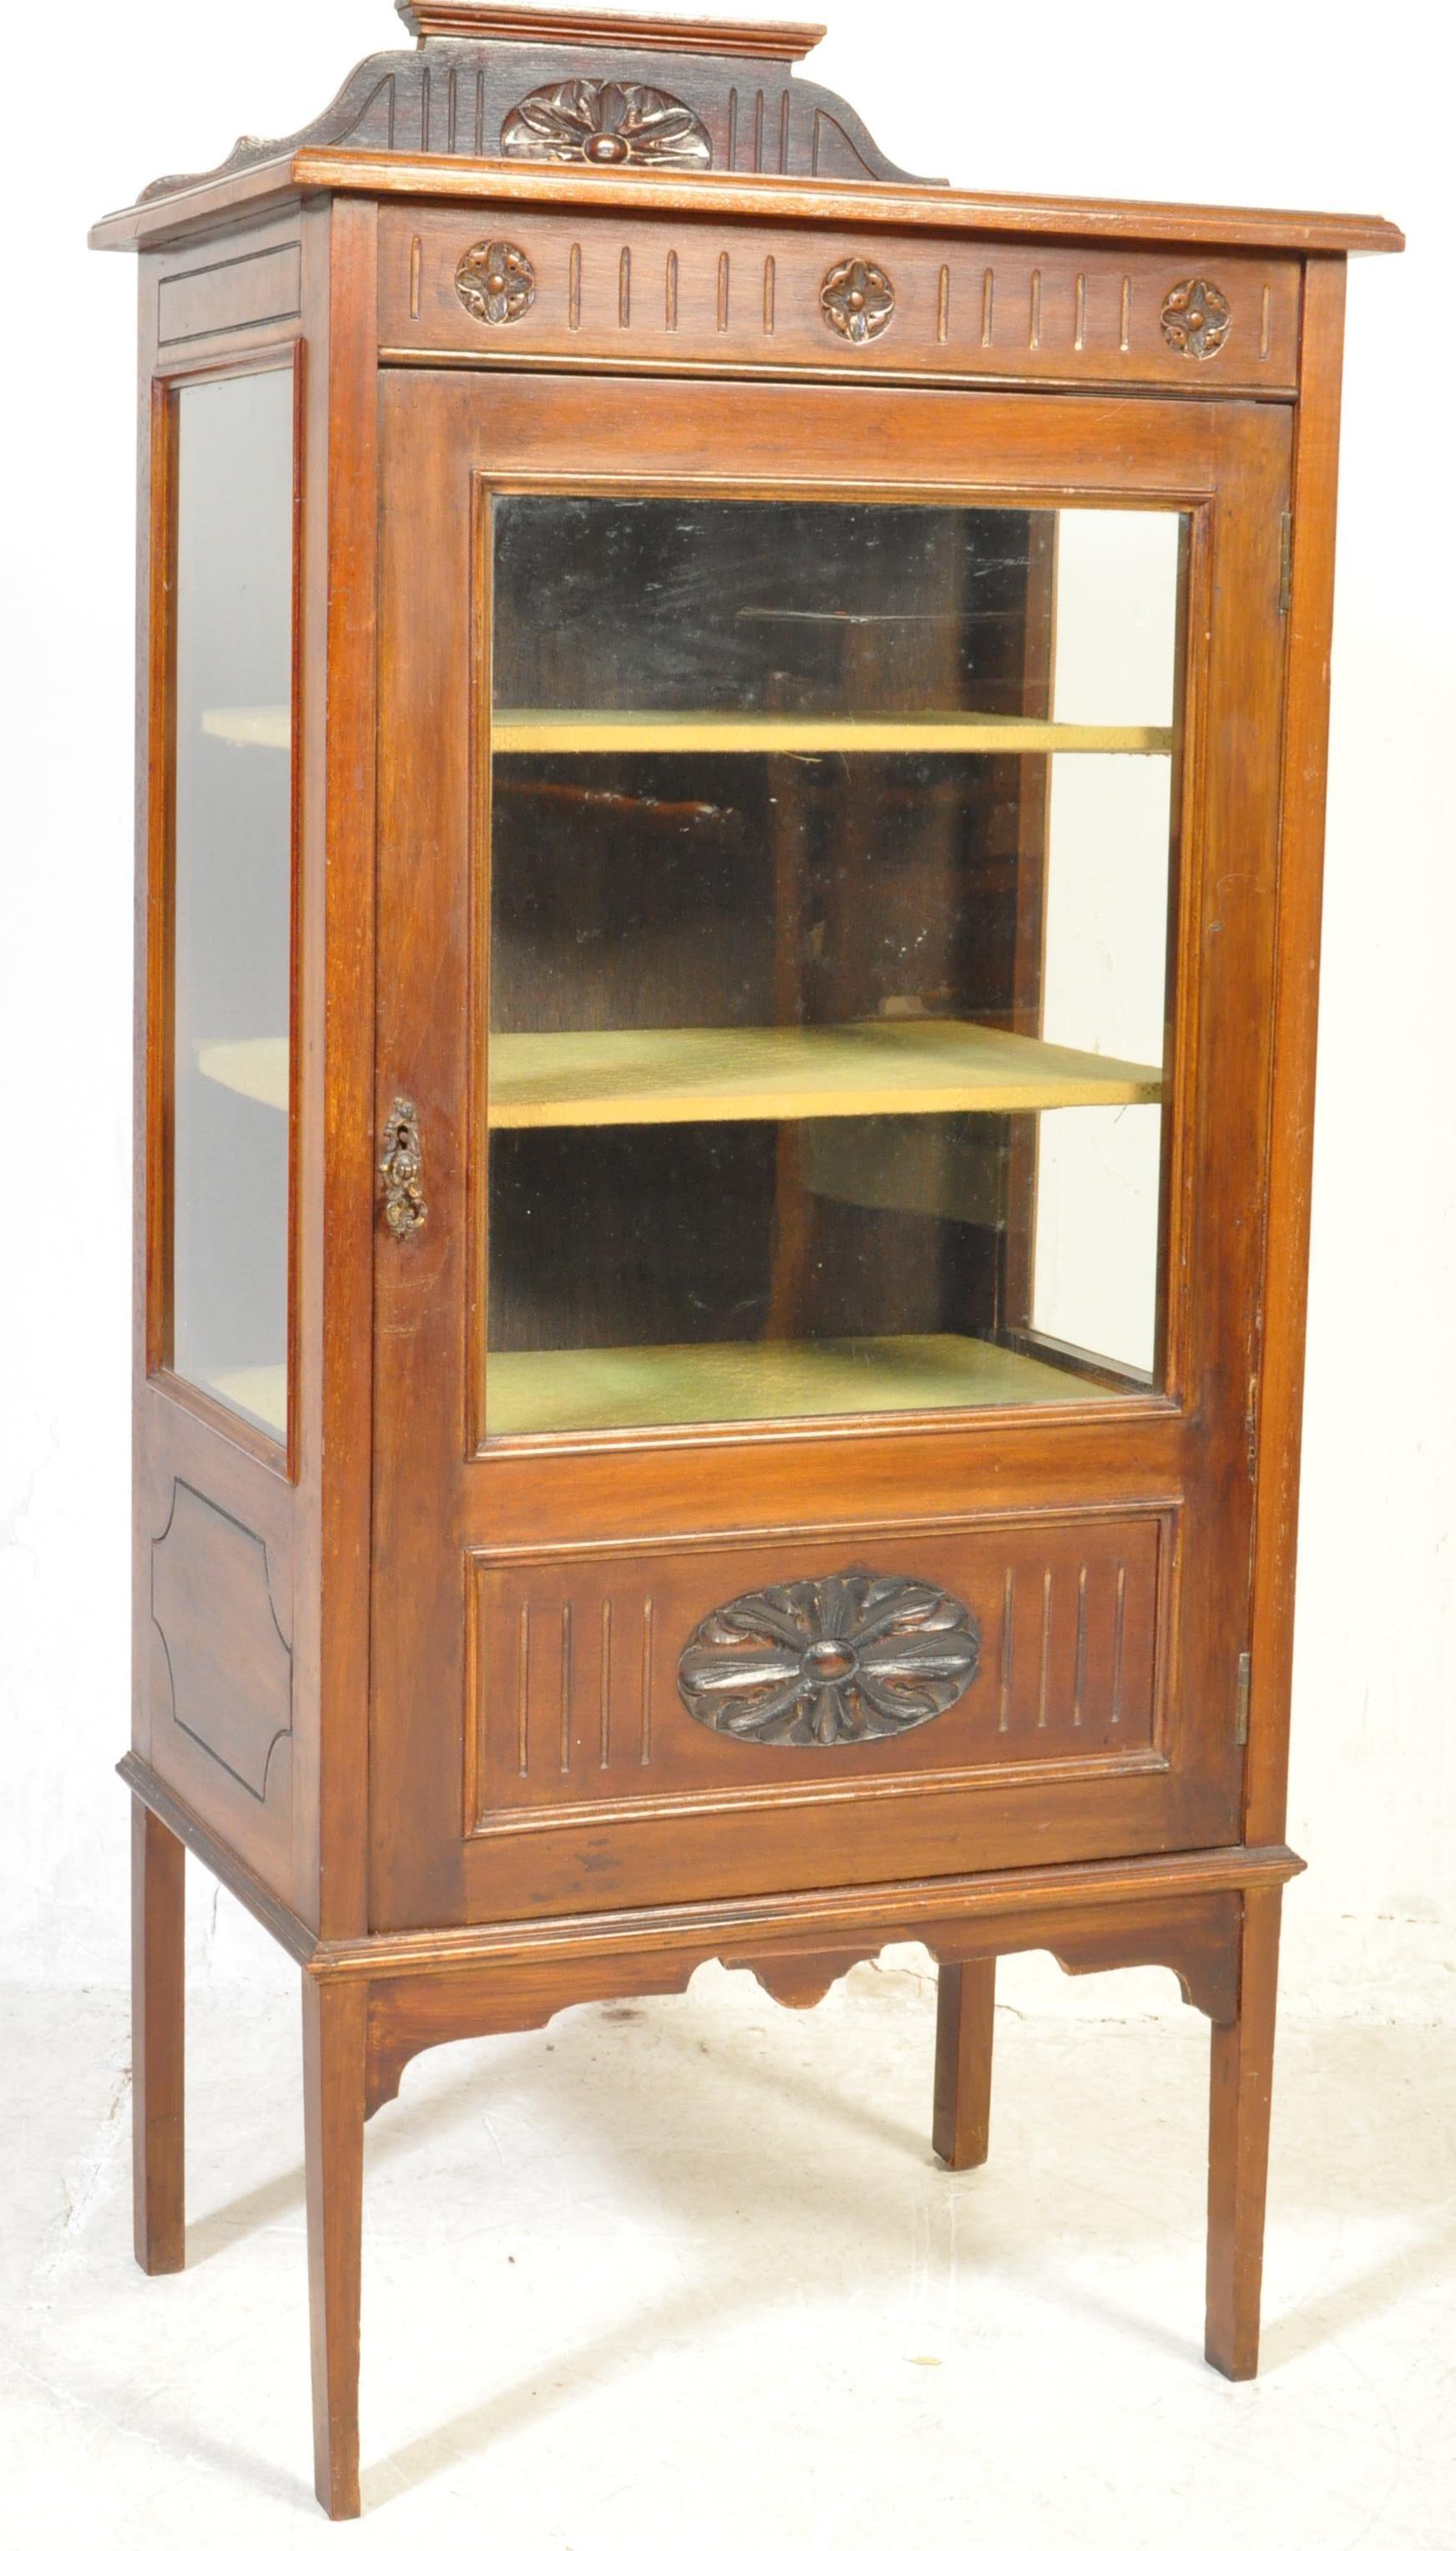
[3,0,1450,2019]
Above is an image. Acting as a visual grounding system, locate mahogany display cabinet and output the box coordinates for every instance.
[92,0,1402,2518]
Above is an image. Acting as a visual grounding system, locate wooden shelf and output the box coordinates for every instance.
[196,1023,1161,1131]
[200,706,1174,757]
[202,707,291,749]
[488,1334,1117,1434]
[493,708,1175,757]
[196,1035,289,1107]
[210,1336,1117,1440]
[195,1023,1160,1127]
[491,1020,1162,1128]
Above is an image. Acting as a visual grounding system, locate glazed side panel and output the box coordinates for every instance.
[130,204,361,1926]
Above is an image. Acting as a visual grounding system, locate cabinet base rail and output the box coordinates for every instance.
[121,1754,1300,2520]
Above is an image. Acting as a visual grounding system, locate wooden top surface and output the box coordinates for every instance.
[397,4,827,53]
[91,144,1404,256]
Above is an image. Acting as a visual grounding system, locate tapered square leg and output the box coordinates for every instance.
[303,1973,368,2521]
[1206,1889,1282,2379]
[933,1959,996,2170]
[132,1799,185,2275]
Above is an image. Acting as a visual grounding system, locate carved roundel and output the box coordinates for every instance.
[501,77,711,170]
[456,239,537,327]
[1160,276,1231,360]
[678,1565,981,1749]
[821,256,897,344]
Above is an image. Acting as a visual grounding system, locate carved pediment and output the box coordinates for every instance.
[138,0,939,205]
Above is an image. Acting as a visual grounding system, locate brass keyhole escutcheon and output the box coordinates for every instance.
[379,1098,427,1239]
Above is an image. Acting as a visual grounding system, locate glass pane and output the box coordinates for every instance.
[486,496,1183,1436]
[169,368,294,1444]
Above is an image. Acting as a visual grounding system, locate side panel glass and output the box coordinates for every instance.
[167,368,295,1445]
[1031,510,1181,1375]
[485,496,1185,1437]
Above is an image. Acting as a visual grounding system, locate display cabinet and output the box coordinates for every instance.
[93,1,1401,2517]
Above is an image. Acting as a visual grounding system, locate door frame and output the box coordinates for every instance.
[371,368,1292,1931]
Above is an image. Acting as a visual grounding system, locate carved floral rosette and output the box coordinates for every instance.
[1160,276,1231,359]
[678,1565,981,1749]
[501,77,712,169]
[821,256,897,343]
[456,238,537,326]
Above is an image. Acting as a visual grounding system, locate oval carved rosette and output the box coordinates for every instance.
[679,1565,981,1749]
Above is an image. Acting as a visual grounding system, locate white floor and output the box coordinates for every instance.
[4,1951,1454,2548]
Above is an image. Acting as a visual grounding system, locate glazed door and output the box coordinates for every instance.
[372,370,1291,1932]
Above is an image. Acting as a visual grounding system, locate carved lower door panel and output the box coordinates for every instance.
[412,1466,1238,1919]
[469,1511,1170,1823]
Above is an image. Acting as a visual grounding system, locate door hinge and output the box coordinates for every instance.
[1235,1651,1251,1745]
[1278,511,1293,615]
[1246,1371,1260,1480]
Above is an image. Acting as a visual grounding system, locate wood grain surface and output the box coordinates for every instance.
[99,11,1397,2493]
